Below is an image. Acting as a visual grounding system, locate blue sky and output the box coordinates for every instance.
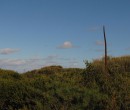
[0,0,130,72]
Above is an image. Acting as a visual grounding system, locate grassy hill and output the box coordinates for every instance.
[0,56,130,110]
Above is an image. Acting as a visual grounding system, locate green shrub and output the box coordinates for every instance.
[0,56,130,110]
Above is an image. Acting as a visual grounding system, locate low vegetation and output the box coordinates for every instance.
[0,56,130,110]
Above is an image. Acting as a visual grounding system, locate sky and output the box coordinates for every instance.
[0,0,130,72]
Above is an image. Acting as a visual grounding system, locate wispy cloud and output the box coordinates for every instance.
[87,25,102,32]
[0,58,43,72]
[0,48,20,55]
[42,55,60,66]
[0,55,60,72]
[0,55,83,72]
[95,49,104,52]
[68,60,79,67]
[95,40,104,46]
[0,59,26,66]
[44,55,59,61]
[57,41,77,49]
[125,47,130,50]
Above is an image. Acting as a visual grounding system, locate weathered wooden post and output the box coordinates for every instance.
[103,25,107,70]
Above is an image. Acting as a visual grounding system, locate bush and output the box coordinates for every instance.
[0,56,130,110]
[83,56,130,110]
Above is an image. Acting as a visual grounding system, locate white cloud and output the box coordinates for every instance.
[0,48,20,55]
[58,41,75,49]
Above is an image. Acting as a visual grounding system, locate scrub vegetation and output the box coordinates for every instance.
[0,56,130,110]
